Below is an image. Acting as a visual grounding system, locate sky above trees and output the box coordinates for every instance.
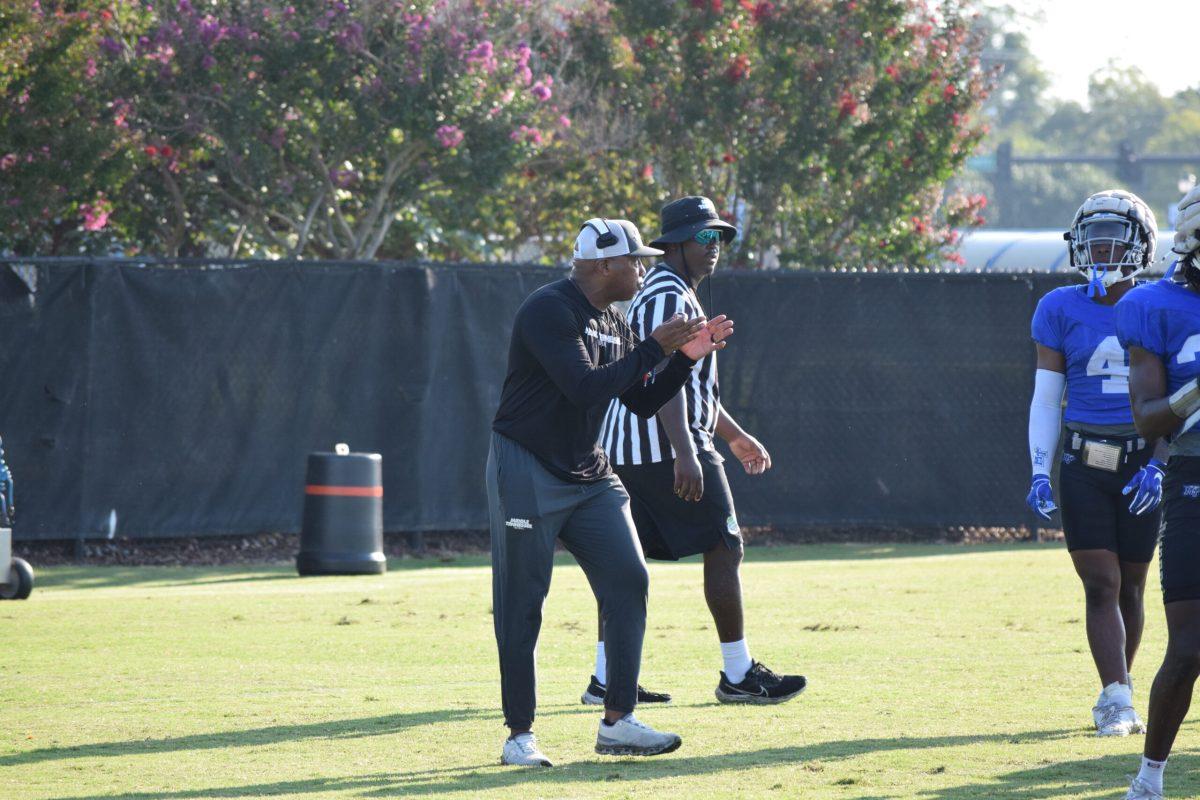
[996,0,1199,106]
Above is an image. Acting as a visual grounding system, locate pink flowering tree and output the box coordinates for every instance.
[0,1,151,255]
[740,0,994,268]
[573,0,994,268]
[4,0,992,266]
[91,0,563,258]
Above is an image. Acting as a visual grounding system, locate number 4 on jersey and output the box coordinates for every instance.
[1086,335,1129,394]
[1176,334,1200,365]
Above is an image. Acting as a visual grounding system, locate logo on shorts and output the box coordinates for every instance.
[1061,452,1077,465]
[726,515,739,535]
[1183,485,1200,499]
[505,517,533,530]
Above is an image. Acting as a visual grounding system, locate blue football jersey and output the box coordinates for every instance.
[1116,279,1200,449]
[1031,285,1133,425]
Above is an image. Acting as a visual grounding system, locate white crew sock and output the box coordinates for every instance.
[594,641,606,685]
[720,639,752,684]
[1137,756,1166,794]
[1101,681,1133,708]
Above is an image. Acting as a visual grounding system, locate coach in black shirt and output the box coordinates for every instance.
[489,218,733,766]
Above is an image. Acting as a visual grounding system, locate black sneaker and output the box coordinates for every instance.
[580,675,672,705]
[715,661,807,705]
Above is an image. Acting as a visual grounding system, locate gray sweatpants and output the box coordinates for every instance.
[487,432,649,731]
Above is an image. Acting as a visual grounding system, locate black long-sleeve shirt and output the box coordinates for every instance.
[493,278,696,483]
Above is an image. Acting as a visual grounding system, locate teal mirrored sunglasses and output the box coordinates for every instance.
[693,228,722,245]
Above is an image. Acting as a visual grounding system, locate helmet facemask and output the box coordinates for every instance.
[1182,253,1200,290]
[1068,212,1147,297]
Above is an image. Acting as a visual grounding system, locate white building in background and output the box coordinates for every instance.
[949,229,1180,274]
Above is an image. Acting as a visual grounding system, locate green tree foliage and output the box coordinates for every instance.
[464,0,994,268]
[2,0,994,267]
[962,6,1200,230]
[0,1,151,255]
[106,0,565,258]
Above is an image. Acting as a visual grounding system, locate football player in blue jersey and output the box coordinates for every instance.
[1027,190,1165,737]
[1119,184,1200,800]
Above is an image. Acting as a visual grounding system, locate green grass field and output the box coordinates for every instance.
[2,543,1197,800]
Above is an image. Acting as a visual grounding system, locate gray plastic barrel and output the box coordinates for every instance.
[297,446,386,575]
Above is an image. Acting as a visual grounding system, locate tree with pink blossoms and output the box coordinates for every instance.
[592,0,995,268]
[465,0,994,267]
[2,0,993,266]
[91,0,563,258]
[0,1,151,255]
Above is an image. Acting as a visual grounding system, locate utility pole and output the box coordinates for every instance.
[995,141,1013,228]
[1116,141,1144,192]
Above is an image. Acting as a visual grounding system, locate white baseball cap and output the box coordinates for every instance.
[573,218,665,261]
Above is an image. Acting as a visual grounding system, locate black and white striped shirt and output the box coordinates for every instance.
[600,265,720,465]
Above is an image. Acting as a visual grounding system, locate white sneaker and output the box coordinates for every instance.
[501,733,553,767]
[1095,702,1140,736]
[1126,775,1164,799]
[1094,682,1138,736]
[595,713,682,756]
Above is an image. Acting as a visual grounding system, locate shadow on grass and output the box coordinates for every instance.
[392,542,1065,570]
[914,748,1200,800]
[34,566,298,591]
[43,728,1081,800]
[1,708,489,768]
[34,558,494,589]
[5,703,600,770]
[30,542,1063,592]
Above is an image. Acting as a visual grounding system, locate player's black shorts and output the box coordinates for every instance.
[1058,433,1159,563]
[1157,456,1200,603]
[614,448,742,561]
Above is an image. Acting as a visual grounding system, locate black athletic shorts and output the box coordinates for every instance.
[613,448,742,561]
[1058,434,1159,563]
[1158,456,1200,604]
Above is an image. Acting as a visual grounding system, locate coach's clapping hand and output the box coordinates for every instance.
[650,314,707,354]
[680,315,734,361]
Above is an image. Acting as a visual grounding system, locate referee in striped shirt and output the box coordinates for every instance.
[581,196,808,706]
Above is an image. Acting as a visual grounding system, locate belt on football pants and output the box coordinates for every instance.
[1065,432,1147,473]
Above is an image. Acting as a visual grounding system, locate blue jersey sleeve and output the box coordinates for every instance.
[1031,291,1064,351]
[1116,289,1162,357]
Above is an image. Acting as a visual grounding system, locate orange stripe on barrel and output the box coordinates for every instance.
[305,485,383,498]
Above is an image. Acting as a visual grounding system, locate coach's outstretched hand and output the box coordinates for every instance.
[681,315,734,361]
[651,314,708,354]
[1025,473,1057,520]
[1122,458,1165,516]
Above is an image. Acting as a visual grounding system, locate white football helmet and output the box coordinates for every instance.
[1173,185,1200,285]
[1064,190,1158,296]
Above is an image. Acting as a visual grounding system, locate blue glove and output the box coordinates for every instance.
[1026,473,1057,520]
[1123,458,1166,516]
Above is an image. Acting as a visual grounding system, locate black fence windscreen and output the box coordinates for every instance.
[0,260,1075,541]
